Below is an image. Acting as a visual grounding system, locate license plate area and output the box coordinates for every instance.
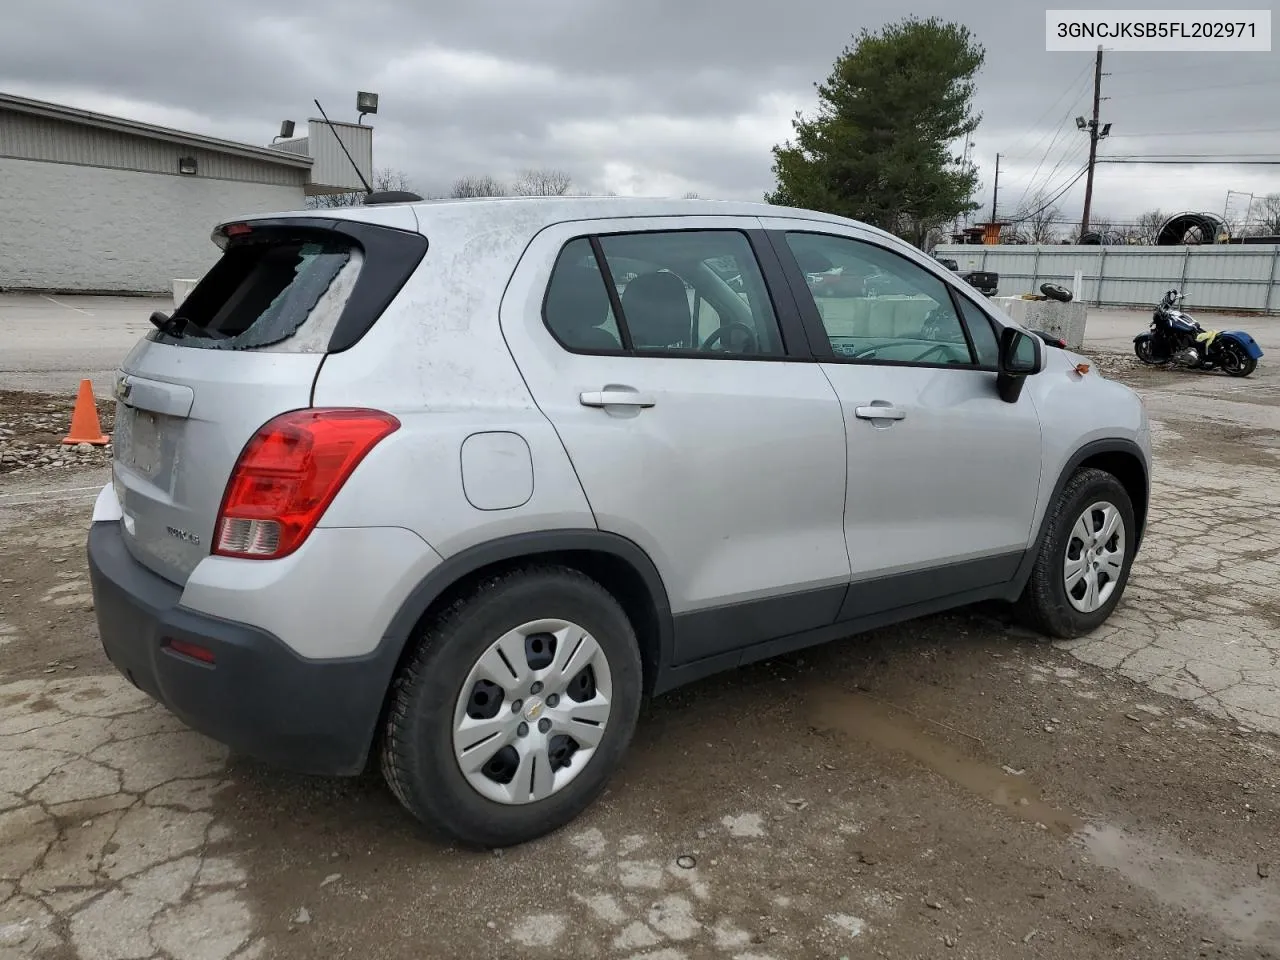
[116,405,172,488]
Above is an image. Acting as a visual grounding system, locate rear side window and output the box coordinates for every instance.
[165,237,362,352]
[543,229,786,358]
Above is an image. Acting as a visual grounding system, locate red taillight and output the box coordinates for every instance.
[214,409,399,560]
[223,222,253,237]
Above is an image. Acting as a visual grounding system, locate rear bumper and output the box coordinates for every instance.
[87,520,392,776]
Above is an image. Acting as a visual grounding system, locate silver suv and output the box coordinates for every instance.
[88,197,1151,847]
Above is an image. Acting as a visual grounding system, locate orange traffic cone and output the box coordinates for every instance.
[62,379,110,446]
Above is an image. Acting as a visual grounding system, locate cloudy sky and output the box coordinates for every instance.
[3,0,1279,227]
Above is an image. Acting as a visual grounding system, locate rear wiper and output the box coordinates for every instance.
[149,311,190,338]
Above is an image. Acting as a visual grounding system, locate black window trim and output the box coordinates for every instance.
[151,217,428,355]
[539,226,816,363]
[765,227,1005,373]
[947,288,1004,373]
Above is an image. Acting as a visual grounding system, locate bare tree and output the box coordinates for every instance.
[511,168,573,196]
[307,168,419,208]
[1247,193,1280,235]
[682,191,701,199]
[450,175,507,198]
[1009,191,1060,244]
[1122,209,1166,245]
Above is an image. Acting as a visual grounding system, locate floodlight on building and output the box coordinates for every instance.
[357,91,379,125]
[273,120,296,142]
[177,156,197,175]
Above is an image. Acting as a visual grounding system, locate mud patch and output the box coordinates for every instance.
[809,687,1082,835]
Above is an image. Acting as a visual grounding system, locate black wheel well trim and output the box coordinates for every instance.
[377,528,674,696]
[1011,437,1150,593]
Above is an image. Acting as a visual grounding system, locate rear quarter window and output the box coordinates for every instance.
[161,236,363,353]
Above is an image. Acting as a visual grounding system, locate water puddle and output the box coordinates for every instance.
[810,685,1280,948]
[1079,824,1280,948]
[809,686,1081,835]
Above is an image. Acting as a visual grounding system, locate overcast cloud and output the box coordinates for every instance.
[3,0,1279,226]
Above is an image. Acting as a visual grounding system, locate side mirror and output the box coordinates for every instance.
[997,327,1042,403]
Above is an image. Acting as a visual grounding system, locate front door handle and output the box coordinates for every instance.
[580,389,656,409]
[854,403,906,421]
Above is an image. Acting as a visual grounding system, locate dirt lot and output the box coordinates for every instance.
[1,347,1279,959]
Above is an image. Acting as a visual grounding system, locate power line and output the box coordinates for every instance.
[1034,138,1090,199]
[1109,62,1276,78]
[1013,98,1090,210]
[1006,142,1089,217]
[1108,125,1280,138]
[1112,78,1280,98]
[1099,158,1280,165]
[1107,153,1280,159]
[1005,165,1090,222]
[1001,60,1094,161]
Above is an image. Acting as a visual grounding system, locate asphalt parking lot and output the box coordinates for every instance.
[1,293,1279,959]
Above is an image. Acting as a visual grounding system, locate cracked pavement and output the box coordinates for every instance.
[0,674,255,960]
[1057,354,1280,736]
[1,305,1279,958]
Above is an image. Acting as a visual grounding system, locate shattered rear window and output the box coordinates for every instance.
[162,237,363,352]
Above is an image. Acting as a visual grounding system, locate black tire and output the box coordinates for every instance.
[1133,334,1161,365]
[1016,467,1136,639]
[1219,340,1257,378]
[1040,282,1073,302]
[380,566,643,848]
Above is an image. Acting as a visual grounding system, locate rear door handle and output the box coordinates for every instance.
[579,389,656,408]
[854,403,906,421]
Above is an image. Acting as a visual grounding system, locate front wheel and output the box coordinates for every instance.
[1016,467,1136,638]
[380,566,643,847]
[1219,339,1258,378]
[1133,334,1162,365]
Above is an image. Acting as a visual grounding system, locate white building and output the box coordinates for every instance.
[0,93,372,295]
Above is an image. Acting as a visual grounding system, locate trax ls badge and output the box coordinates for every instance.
[166,526,200,546]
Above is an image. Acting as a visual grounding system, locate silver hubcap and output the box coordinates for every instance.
[1064,500,1126,613]
[453,618,613,805]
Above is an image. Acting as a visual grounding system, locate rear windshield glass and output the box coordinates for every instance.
[161,237,362,352]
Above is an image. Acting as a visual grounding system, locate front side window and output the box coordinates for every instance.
[954,293,1001,368]
[785,232,977,367]
[543,230,785,358]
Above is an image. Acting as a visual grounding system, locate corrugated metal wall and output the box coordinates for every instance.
[305,119,372,193]
[933,243,1280,313]
[0,109,309,188]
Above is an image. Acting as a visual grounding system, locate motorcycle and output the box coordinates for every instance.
[1133,289,1263,377]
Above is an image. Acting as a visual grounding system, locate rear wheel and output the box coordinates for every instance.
[380,566,643,848]
[1219,340,1257,378]
[1016,468,1136,639]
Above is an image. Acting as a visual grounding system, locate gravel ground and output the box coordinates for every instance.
[0,390,114,475]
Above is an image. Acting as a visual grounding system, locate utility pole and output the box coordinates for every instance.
[991,153,1001,222]
[1079,45,1110,238]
